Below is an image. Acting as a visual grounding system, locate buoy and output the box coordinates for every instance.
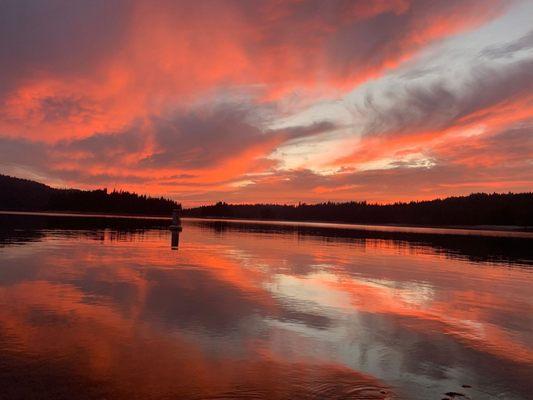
[169,208,182,231]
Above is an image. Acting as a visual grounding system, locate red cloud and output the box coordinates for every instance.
[0,0,525,203]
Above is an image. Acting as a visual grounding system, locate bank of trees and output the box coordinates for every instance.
[0,174,178,216]
[2,174,531,226]
[183,193,533,227]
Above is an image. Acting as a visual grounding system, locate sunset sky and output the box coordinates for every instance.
[1,0,532,205]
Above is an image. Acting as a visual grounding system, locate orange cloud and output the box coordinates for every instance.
[1,0,528,203]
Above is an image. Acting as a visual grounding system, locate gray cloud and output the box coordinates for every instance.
[2,119,531,202]
[353,57,533,137]
[0,0,131,94]
[38,95,97,123]
[239,0,507,82]
[480,29,533,59]
[0,137,47,170]
[0,0,526,202]
[0,0,508,100]
[140,104,338,169]
[0,103,338,185]
[430,121,533,166]
[56,129,146,164]
[0,128,146,185]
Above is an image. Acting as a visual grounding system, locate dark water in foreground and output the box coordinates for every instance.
[0,214,531,400]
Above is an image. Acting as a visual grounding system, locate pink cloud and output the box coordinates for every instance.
[1,0,527,204]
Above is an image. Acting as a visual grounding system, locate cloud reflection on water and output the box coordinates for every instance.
[0,215,531,399]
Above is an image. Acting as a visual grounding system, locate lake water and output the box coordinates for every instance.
[0,214,531,400]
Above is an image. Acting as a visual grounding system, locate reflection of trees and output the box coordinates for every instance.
[0,214,169,247]
[0,225,45,248]
[190,220,533,267]
[0,213,531,399]
[171,231,180,249]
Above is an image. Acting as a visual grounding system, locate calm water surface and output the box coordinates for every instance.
[0,214,531,399]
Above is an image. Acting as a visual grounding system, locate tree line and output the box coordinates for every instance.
[182,193,533,227]
[0,174,179,216]
[2,174,532,226]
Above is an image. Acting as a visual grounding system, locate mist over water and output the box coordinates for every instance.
[0,214,531,400]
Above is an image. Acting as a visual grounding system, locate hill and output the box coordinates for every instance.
[0,174,179,216]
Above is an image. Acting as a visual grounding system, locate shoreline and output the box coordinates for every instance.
[184,216,531,232]
[183,217,533,238]
[1,210,531,238]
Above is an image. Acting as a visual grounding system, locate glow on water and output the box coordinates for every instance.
[0,214,531,400]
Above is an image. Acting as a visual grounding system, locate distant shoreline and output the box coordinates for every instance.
[3,175,532,230]
[2,210,532,238]
[183,216,533,238]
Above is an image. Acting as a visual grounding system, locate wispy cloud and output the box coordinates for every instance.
[0,0,530,204]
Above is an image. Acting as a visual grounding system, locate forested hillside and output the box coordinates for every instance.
[0,175,179,216]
